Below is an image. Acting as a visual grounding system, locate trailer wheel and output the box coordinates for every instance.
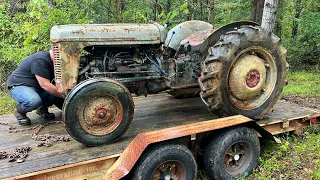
[63,78,134,146]
[199,25,287,119]
[204,127,260,179]
[131,144,197,180]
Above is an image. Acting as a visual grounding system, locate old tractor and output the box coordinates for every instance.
[50,20,287,146]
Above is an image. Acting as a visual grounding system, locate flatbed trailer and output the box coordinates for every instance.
[1,94,319,180]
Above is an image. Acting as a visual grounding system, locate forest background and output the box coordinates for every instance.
[0,0,319,90]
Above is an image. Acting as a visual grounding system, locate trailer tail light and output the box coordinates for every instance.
[311,118,317,124]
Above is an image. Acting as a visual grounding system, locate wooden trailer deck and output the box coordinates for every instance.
[0,94,319,179]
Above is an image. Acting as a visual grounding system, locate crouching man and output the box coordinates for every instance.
[7,50,65,125]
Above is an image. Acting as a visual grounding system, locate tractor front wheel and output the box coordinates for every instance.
[63,78,134,146]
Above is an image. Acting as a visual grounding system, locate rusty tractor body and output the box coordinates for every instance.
[51,20,287,146]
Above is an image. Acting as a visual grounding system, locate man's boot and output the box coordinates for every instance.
[36,106,55,120]
[14,104,31,125]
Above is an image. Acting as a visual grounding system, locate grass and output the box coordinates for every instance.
[248,128,320,180]
[282,71,320,97]
[0,90,16,115]
[197,128,320,180]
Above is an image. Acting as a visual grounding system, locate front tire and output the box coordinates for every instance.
[63,78,134,146]
[199,25,287,119]
[204,127,260,180]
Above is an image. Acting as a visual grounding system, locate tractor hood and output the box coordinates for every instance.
[50,23,168,45]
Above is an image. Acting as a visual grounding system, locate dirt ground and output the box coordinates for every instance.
[281,94,320,110]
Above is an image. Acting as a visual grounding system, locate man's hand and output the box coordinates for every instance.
[35,75,65,99]
[56,82,64,94]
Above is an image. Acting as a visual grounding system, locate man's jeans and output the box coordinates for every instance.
[9,86,64,112]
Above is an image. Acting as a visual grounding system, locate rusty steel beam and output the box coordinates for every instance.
[7,155,119,180]
[105,115,253,180]
[259,114,320,136]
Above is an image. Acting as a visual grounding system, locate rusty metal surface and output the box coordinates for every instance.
[152,160,186,179]
[105,115,253,179]
[78,96,123,135]
[224,141,251,175]
[164,20,213,50]
[10,155,119,180]
[0,95,319,179]
[53,42,84,94]
[51,23,167,45]
[180,29,215,47]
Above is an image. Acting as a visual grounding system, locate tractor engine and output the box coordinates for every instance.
[77,46,168,96]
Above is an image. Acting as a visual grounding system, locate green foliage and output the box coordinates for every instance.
[277,0,320,68]
[282,71,320,97]
[248,128,320,179]
[215,0,250,27]
[0,91,15,115]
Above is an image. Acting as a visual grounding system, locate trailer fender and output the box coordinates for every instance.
[179,21,259,55]
[245,121,275,142]
[164,20,213,50]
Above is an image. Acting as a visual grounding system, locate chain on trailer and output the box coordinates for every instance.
[0,121,70,163]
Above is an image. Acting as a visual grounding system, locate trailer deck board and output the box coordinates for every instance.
[0,94,318,179]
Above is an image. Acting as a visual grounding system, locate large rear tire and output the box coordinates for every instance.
[199,25,287,119]
[63,78,134,146]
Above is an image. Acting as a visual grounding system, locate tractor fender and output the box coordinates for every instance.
[164,20,213,50]
[179,21,259,55]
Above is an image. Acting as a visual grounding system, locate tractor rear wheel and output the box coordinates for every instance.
[199,25,287,119]
[63,78,134,146]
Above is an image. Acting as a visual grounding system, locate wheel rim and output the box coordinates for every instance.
[77,94,123,136]
[224,141,252,176]
[228,47,277,110]
[151,160,186,180]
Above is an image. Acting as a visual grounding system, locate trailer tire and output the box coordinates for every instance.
[63,78,134,146]
[204,127,260,180]
[199,25,287,119]
[131,144,197,180]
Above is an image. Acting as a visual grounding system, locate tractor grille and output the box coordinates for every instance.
[52,43,62,82]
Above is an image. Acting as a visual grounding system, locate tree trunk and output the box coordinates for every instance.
[292,0,303,39]
[250,0,265,25]
[47,0,56,7]
[116,0,126,22]
[200,0,203,20]
[274,0,284,38]
[208,0,214,27]
[256,0,265,24]
[166,0,172,13]
[250,0,257,22]
[154,0,158,21]
[261,0,279,32]
[9,0,28,15]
